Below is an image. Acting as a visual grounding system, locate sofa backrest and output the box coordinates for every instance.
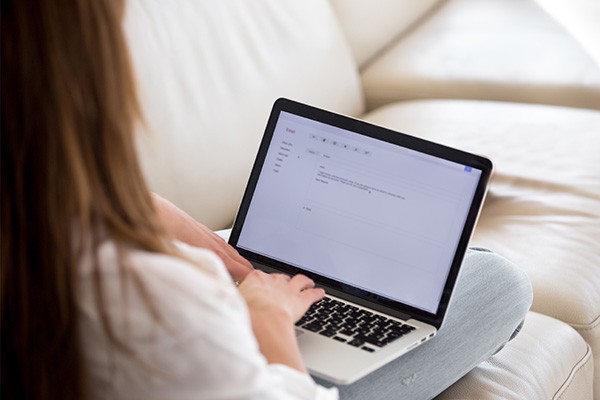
[124,0,363,229]
[330,0,445,67]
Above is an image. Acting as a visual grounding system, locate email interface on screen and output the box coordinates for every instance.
[237,112,482,313]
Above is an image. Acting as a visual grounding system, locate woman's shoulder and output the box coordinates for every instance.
[87,238,231,286]
[78,237,244,327]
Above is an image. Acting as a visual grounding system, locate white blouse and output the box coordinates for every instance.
[77,239,338,399]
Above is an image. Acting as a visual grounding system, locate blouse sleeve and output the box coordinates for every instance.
[80,240,338,400]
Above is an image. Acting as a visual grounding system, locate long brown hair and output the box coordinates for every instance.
[2,0,173,398]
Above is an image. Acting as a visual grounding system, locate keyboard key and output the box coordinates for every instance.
[361,346,375,353]
[304,324,323,332]
[319,329,337,338]
[348,339,364,347]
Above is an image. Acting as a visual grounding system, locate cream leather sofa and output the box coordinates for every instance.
[124,0,600,398]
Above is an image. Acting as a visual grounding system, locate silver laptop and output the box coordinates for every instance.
[229,98,493,384]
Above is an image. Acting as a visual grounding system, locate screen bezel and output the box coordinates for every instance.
[228,98,493,329]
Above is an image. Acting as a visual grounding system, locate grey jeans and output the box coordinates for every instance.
[314,249,533,400]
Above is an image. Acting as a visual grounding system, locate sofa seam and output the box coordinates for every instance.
[554,344,593,400]
[569,313,600,332]
[358,0,451,73]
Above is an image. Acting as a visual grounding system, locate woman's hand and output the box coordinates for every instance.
[152,193,254,282]
[239,271,325,323]
[238,271,325,372]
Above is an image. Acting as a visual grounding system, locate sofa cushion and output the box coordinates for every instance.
[329,0,444,67]
[437,312,594,400]
[534,0,600,66]
[363,99,600,393]
[124,0,363,229]
[361,0,600,110]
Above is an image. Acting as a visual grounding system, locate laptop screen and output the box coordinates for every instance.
[231,99,491,325]
[235,107,485,315]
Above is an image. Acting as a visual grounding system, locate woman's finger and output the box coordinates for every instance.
[289,274,315,291]
[271,273,291,281]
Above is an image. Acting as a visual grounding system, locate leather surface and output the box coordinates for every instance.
[362,0,600,111]
[364,99,600,396]
[124,0,363,229]
[436,312,594,400]
[329,0,443,67]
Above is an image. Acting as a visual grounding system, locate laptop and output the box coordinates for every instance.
[228,98,493,384]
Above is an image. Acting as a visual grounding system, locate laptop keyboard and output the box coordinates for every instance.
[295,296,416,353]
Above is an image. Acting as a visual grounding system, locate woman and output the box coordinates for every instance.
[1,1,532,399]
